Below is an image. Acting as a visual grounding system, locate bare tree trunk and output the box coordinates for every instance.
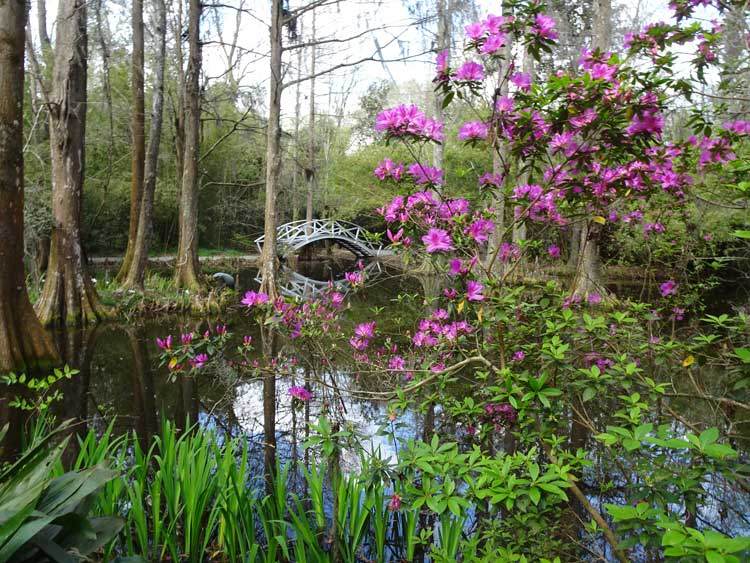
[305,10,316,224]
[568,223,581,268]
[572,0,611,300]
[432,0,448,173]
[35,0,109,327]
[94,0,114,192]
[261,325,277,496]
[116,0,145,282]
[173,0,186,190]
[123,0,167,289]
[37,0,51,51]
[511,48,535,278]
[259,0,284,298]
[485,18,512,276]
[174,0,202,289]
[0,0,57,372]
[292,19,303,223]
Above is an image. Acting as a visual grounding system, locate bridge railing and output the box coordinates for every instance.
[254,219,391,257]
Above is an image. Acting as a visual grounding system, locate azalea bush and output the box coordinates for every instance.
[233,0,750,561]
[144,0,750,560]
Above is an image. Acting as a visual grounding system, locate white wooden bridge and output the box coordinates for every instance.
[254,219,392,258]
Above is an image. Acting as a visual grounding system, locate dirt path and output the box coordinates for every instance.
[90,254,259,265]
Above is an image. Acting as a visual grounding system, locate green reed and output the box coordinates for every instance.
[67,419,447,562]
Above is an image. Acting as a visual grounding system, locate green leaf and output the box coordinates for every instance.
[661,529,686,546]
[622,438,641,451]
[732,230,750,239]
[698,427,719,448]
[733,348,750,364]
[582,387,596,402]
[528,487,541,505]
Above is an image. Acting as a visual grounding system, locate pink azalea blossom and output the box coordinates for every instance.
[479,172,503,187]
[449,258,464,275]
[466,280,485,302]
[458,121,489,140]
[465,21,487,40]
[387,228,404,243]
[374,104,444,141]
[345,271,363,284]
[723,120,750,135]
[242,290,270,307]
[156,335,172,350]
[190,353,208,369]
[435,49,449,76]
[480,32,506,55]
[548,244,561,259]
[495,96,514,112]
[589,62,617,82]
[510,72,532,91]
[570,108,598,129]
[659,279,678,297]
[389,355,406,370]
[465,218,494,243]
[374,158,404,181]
[627,109,664,137]
[422,228,455,252]
[456,61,485,81]
[533,14,558,39]
[355,322,376,339]
[407,163,445,185]
[329,291,345,308]
[289,386,312,402]
[349,336,369,351]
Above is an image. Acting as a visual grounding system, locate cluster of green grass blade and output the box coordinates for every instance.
[71,420,433,562]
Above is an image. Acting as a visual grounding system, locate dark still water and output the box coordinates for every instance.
[50,257,750,457]
[52,258,428,473]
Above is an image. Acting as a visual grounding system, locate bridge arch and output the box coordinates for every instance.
[255,219,392,258]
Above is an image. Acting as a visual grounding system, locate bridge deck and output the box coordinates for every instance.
[255,219,392,258]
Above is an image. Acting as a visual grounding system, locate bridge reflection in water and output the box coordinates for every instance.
[256,261,386,299]
[254,219,393,259]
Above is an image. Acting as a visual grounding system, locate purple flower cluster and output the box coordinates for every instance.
[458,121,489,140]
[533,13,558,39]
[723,121,750,135]
[289,386,312,402]
[455,61,486,82]
[374,158,404,181]
[413,311,474,347]
[659,279,678,297]
[463,13,512,58]
[482,403,517,430]
[350,321,377,351]
[375,104,444,142]
[242,290,270,307]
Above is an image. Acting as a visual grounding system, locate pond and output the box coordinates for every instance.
[50,258,425,469]
[28,256,750,560]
